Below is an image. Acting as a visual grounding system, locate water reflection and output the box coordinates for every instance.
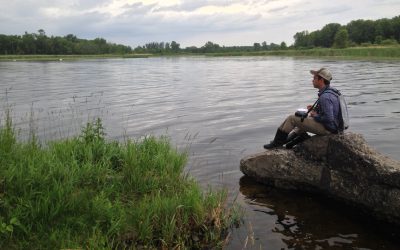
[236,176,400,249]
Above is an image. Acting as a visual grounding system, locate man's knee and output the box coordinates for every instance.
[288,114,303,125]
[280,114,299,133]
[287,114,298,122]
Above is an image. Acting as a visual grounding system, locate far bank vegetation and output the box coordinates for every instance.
[134,15,400,54]
[0,16,399,57]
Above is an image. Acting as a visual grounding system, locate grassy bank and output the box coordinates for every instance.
[2,46,400,61]
[0,54,151,61]
[0,113,239,249]
[204,46,400,60]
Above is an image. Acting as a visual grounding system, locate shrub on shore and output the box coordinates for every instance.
[0,115,239,249]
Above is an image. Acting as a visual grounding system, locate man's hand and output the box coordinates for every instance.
[309,111,317,117]
[307,105,317,117]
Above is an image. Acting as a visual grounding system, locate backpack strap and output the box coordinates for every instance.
[321,87,340,96]
[307,87,331,114]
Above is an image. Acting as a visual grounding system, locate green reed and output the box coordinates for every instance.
[205,46,400,59]
[0,114,240,249]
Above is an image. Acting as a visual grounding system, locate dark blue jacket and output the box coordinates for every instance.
[313,86,341,133]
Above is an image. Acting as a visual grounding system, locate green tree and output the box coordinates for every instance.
[253,42,261,51]
[54,37,73,54]
[6,35,19,54]
[346,19,376,44]
[134,46,145,53]
[35,29,49,54]
[22,32,36,54]
[374,18,394,40]
[318,23,341,47]
[262,41,267,50]
[333,28,349,48]
[0,31,132,55]
[280,41,287,50]
[170,41,180,52]
[93,38,108,53]
[202,41,219,53]
[392,15,400,42]
[184,46,198,53]
[65,34,78,42]
[375,35,383,45]
[165,42,170,51]
[269,43,280,50]
[0,35,8,54]
[38,29,46,36]
[294,31,313,48]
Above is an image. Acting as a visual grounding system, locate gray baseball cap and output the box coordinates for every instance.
[310,67,332,81]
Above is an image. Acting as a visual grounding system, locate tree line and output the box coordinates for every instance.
[134,41,181,54]
[133,16,400,53]
[0,29,132,55]
[133,40,288,54]
[294,16,400,48]
[1,16,399,55]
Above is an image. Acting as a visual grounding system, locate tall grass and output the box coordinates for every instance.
[0,114,240,249]
[206,46,400,59]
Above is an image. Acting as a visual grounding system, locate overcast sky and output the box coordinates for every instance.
[1,0,399,48]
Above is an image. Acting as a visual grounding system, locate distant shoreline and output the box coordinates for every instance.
[0,54,151,61]
[191,46,400,60]
[1,46,400,61]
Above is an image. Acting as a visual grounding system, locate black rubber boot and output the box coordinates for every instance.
[285,131,297,144]
[285,133,311,149]
[263,129,289,149]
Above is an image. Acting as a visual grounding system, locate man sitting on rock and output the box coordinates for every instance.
[264,67,341,149]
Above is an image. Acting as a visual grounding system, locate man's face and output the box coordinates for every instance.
[312,75,323,88]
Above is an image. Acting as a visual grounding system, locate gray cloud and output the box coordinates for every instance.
[154,0,243,12]
[155,0,209,12]
[267,6,288,13]
[93,10,262,45]
[70,0,110,10]
[118,2,158,17]
[319,5,350,16]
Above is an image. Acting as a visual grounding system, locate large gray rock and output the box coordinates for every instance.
[240,132,400,224]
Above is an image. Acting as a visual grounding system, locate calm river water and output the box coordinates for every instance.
[1,57,400,249]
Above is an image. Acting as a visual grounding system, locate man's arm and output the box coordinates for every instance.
[312,95,335,125]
